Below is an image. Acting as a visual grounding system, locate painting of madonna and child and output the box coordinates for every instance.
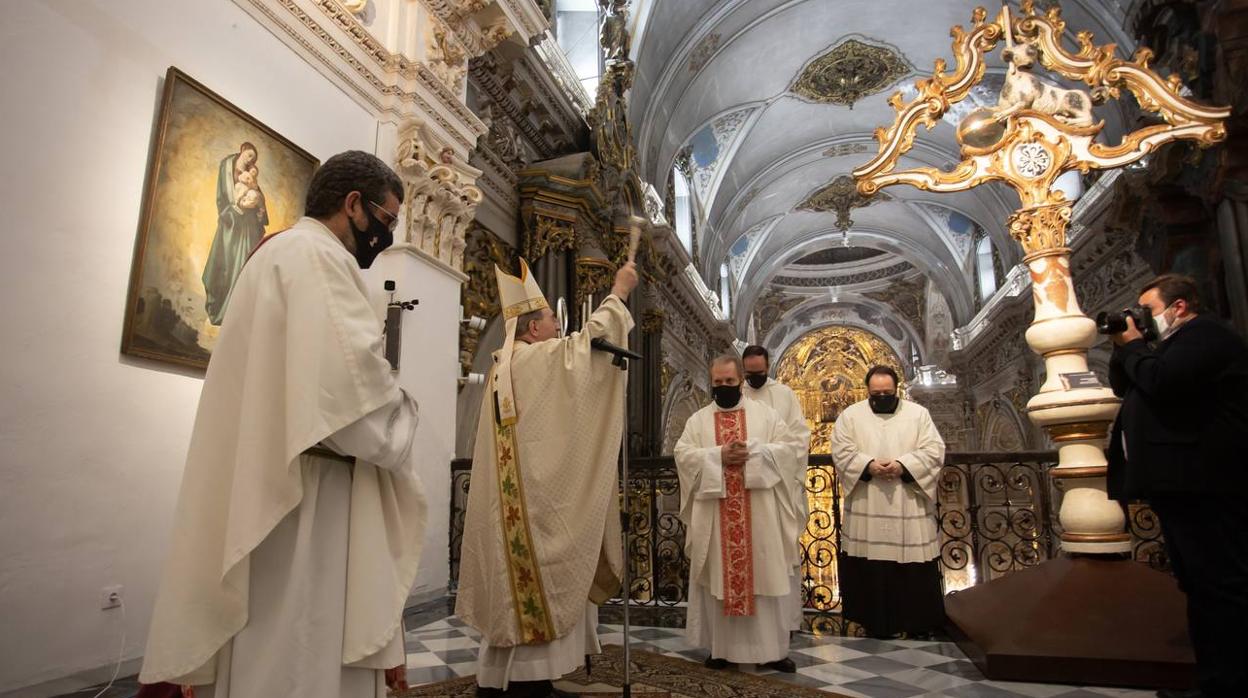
[121,67,318,370]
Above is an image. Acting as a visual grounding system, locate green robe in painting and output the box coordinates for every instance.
[202,152,268,325]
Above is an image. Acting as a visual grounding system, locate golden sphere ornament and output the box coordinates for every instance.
[957,107,1007,150]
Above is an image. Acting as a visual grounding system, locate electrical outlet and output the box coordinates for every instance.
[100,585,123,610]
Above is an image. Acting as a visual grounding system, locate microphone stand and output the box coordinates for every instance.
[604,342,633,694]
[609,234,644,695]
[619,350,633,698]
[591,331,640,697]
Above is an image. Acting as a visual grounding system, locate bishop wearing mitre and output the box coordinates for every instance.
[457,257,638,697]
[674,354,806,672]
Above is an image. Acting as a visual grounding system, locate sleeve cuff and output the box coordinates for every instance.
[898,460,916,483]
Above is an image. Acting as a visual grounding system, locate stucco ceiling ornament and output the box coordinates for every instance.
[796,175,892,230]
[823,143,870,158]
[852,0,1229,555]
[792,38,912,107]
[340,0,368,17]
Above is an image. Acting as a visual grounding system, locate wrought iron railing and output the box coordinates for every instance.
[449,453,1165,634]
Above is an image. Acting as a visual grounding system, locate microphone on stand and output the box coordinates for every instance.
[590,337,642,368]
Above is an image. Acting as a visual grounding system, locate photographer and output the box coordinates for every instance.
[1107,274,1248,698]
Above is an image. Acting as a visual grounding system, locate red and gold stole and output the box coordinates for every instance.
[713,408,755,616]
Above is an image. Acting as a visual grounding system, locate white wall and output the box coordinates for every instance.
[0,1,450,693]
[364,252,463,603]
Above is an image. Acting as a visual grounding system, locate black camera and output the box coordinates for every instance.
[1095,305,1158,341]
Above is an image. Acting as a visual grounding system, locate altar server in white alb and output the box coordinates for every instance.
[456,257,638,697]
[831,365,946,639]
[138,151,426,698]
[741,344,811,627]
[674,354,806,673]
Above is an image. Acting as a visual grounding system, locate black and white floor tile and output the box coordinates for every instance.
[400,603,1159,698]
[55,600,1160,698]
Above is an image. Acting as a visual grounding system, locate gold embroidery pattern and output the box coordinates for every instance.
[714,409,756,617]
[493,421,556,643]
[503,297,550,320]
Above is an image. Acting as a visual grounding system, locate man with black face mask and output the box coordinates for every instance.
[741,345,810,632]
[1107,274,1248,698]
[831,365,946,640]
[139,151,422,698]
[674,355,807,673]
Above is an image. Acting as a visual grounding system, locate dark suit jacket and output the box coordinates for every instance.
[1107,314,1248,501]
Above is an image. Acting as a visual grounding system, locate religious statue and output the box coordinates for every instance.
[599,0,630,63]
[995,40,1106,127]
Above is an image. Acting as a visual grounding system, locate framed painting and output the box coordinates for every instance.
[121,67,318,370]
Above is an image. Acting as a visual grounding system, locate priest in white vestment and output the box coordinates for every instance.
[137,152,427,698]
[831,365,946,640]
[741,344,811,629]
[674,354,805,673]
[456,257,638,696]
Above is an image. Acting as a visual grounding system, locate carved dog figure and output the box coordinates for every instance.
[998,42,1105,127]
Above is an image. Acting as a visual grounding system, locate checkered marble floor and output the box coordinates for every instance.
[51,601,1162,698]
[402,605,1159,698]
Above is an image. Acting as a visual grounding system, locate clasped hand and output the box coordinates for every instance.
[869,459,903,480]
[721,439,750,467]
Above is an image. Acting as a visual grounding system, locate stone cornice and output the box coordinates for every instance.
[771,261,914,288]
[470,55,560,159]
[514,50,589,142]
[234,0,489,153]
[531,34,594,116]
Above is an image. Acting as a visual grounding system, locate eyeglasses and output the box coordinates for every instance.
[368,200,400,232]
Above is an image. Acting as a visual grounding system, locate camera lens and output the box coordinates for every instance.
[1096,311,1128,335]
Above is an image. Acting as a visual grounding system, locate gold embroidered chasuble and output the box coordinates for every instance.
[456,295,633,647]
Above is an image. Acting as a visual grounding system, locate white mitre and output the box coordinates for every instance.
[493,258,549,425]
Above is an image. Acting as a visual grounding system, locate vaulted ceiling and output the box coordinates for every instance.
[628,0,1139,366]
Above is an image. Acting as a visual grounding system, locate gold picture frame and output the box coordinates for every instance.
[121,67,319,370]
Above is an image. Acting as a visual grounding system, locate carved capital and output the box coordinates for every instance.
[395,120,483,271]
[1008,203,1071,257]
[526,215,577,260]
[641,308,666,335]
[575,257,615,310]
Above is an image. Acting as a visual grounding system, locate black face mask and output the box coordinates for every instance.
[712,384,742,409]
[745,372,768,390]
[349,205,393,269]
[869,393,899,414]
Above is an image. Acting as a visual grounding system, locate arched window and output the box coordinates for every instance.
[673,168,694,255]
[554,0,601,96]
[975,234,997,301]
[719,263,731,318]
